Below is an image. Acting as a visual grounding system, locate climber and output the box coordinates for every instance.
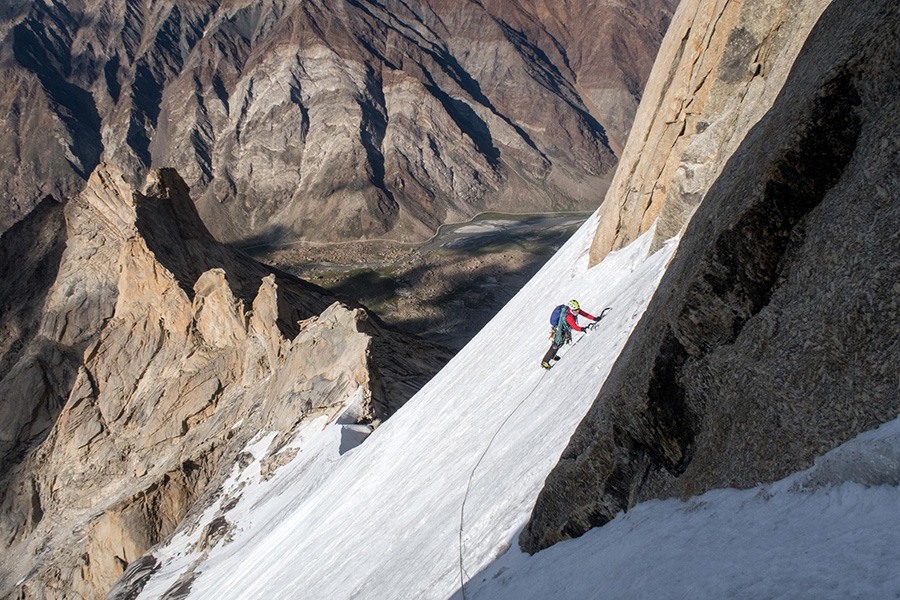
[540,299,607,369]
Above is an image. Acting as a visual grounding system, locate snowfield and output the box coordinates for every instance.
[464,417,900,600]
[134,213,900,599]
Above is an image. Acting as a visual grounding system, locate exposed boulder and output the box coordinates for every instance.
[522,0,900,553]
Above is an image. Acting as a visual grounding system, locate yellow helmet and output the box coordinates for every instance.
[567,299,580,311]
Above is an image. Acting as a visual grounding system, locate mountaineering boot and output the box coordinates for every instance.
[541,361,552,369]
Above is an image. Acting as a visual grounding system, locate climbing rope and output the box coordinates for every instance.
[456,307,610,598]
[457,368,549,599]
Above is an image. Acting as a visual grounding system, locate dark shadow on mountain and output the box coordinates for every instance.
[0,197,90,477]
[495,20,612,150]
[0,196,66,379]
[357,72,400,222]
[104,53,122,103]
[128,62,165,167]
[226,225,297,257]
[422,80,502,167]
[0,339,83,476]
[12,15,104,179]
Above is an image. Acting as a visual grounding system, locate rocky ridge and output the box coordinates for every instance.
[590,0,833,262]
[0,0,675,244]
[0,165,450,599]
[521,0,900,553]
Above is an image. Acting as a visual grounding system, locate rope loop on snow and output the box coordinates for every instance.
[458,369,549,599]
[456,308,609,597]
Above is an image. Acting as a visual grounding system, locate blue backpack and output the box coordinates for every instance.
[549,304,567,328]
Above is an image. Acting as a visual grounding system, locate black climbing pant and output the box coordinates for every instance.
[541,343,561,365]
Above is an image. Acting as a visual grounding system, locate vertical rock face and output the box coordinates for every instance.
[521,0,900,553]
[0,0,674,243]
[589,0,833,263]
[0,165,451,599]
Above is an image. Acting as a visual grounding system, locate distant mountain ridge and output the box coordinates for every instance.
[0,0,675,244]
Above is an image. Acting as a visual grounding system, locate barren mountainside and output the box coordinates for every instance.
[0,0,675,244]
[0,2,680,597]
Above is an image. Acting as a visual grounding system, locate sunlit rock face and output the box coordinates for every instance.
[0,0,675,244]
[588,0,845,262]
[0,165,451,599]
[523,0,900,553]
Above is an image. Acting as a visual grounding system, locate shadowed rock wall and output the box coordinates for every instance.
[521,0,900,553]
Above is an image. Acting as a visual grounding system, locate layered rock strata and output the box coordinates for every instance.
[522,0,900,553]
[0,165,450,599]
[0,0,675,243]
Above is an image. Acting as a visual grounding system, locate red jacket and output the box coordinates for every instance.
[564,308,595,332]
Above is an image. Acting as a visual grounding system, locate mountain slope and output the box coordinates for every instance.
[96,0,900,597]
[3,0,898,597]
[467,418,900,599]
[0,0,675,242]
[110,207,899,600]
[105,213,675,599]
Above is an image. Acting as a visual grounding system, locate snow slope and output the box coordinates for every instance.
[465,417,900,600]
[135,213,900,599]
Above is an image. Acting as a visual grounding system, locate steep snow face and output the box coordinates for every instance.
[128,207,900,600]
[132,213,677,599]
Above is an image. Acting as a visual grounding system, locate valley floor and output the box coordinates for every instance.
[255,213,591,348]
